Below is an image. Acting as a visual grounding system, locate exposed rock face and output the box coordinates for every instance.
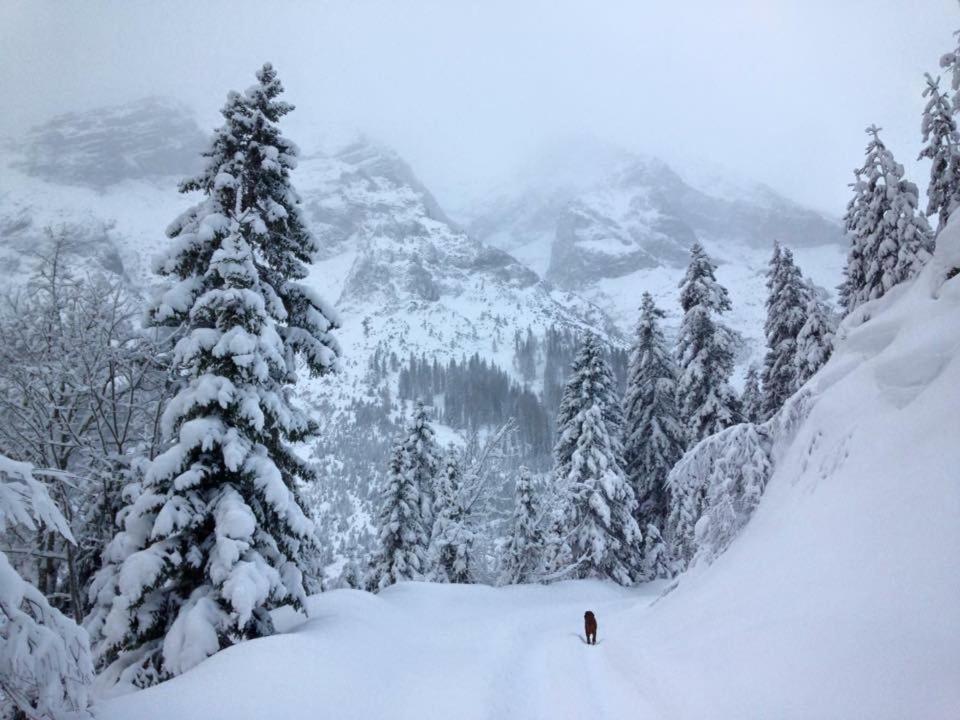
[10,98,207,189]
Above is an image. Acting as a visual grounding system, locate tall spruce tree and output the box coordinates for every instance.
[369,439,429,590]
[676,243,740,444]
[370,401,440,589]
[795,292,835,387]
[740,364,763,424]
[500,466,545,585]
[429,453,475,584]
[761,244,810,419]
[92,64,339,684]
[551,334,640,585]
[403,401,441,539]
[841,126,934,314]
[622,293,684,529]
[919,73,960,233]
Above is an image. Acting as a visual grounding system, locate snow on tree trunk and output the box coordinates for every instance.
[92,63,339,686]
[0,455,93,719]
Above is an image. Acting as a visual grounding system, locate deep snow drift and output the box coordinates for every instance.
[94,222,960,718]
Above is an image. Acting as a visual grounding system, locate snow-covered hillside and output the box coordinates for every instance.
[1,103,846,387]
[293,137,616,411]
[0,104,612,391]
[92,199,960,720]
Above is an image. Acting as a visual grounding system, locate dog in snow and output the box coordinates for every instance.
[584,610,597,645]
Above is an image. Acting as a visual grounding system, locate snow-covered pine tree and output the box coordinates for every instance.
[841,125,934,314]
[368,439,428,590]
[429,453,475,584]
[0,455,93,719]
[740,364,763,424]
[553,337,619,483]
[638,523,672,581]
[93,64,339,685]
[761,243,810,419]
[552,334,641,585]
[403,401,441,541]
[666,423,772,568]
[794,290,835,387]
[499,466,545,585]
[676,243,740,443]
[622,293,684,530]
[919,73,960,233]
[83,456,151,674]
[369,402,440,589]
[940,28,960,107]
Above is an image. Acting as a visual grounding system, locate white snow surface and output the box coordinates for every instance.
[94,218,960,719]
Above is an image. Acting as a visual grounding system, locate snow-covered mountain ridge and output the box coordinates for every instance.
[451,139,845,351]
[93,214,960,720]
[0,100,844,376]
[0,103,610,385]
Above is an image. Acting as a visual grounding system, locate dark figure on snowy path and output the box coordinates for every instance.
[584,610,597,645]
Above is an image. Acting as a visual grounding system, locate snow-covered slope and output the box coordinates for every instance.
[628,219,960,718]
[292,137,615,412]
[0,102,848,398]
[93,205,960,720]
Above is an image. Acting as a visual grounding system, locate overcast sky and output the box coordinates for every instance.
[1,0,956,214]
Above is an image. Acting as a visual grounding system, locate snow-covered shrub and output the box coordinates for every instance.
[498,466,545,585]
[0,235,172,622]
[667,392,810,569]
[429,454,477,584]
[667,424,771,567]
[0,455,93,719]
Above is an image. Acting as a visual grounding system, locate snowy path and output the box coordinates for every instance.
[95,580,671,720]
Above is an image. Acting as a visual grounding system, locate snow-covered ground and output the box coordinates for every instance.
[93,218,960,720]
